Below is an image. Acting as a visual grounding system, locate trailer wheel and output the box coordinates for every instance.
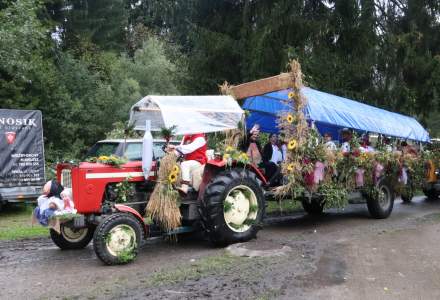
[301,198,324,215]
[401,188,414,203]
[200,168,264,246]
[366,179,395,219]
[401,174,414,203]
[93,213,142,265]
[423,188,438,200]
[50,225,94,250]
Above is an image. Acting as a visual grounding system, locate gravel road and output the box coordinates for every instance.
[1,196,440,300]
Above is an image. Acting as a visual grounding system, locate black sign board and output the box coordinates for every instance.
[0,109,45,187]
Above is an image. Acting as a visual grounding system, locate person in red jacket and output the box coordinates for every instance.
[167,133,207,195]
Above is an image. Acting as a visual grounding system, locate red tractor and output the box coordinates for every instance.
[52,95,267,265]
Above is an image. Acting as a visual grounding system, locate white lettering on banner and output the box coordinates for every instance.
[85,171,155,179]
[0,118,37,127]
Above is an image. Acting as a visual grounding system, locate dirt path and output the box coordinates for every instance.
[1,197,440,299]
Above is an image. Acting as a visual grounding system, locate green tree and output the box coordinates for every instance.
[59,0,128,52]
[375,0,440,124]
[0,0,48,107]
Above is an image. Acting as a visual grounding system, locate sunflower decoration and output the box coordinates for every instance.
[168,164,180,184]
[238,152,249,163]
[286,163,295,172]
[288,91,295,99]
[288,139,298,150]
[225,146,234,153]
[360,152,373,162]
[168,172,177,184]
[98,155,109,161]
[286,114,294,124]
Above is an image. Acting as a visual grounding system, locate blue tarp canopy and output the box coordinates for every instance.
[243,87,430,143]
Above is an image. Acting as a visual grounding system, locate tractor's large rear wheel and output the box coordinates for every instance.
[200,168,264,246]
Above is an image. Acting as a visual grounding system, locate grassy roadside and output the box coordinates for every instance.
[0,204,49,240]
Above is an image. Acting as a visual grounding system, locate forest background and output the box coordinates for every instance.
[1,0,440,162]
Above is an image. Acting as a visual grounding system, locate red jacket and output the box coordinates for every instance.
[182,133,207,165]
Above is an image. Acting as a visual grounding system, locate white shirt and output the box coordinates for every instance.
[360,146,375,153]
[270,144,283,164]
[175,137,206,155]
[325,141,337,151]
[341,142,350,153]
[281,144,287,161]
[37,195,64,211]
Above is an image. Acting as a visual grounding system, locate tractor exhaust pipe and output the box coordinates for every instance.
[142,120,153,180]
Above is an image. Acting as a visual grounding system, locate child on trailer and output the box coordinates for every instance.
[33,180,64,226]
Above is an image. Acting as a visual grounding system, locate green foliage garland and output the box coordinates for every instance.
[86,155,127,168]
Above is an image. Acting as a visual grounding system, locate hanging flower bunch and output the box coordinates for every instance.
[222,145,250,166]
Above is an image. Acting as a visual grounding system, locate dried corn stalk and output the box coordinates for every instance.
[274,60,309,198]
[146,152,181,231]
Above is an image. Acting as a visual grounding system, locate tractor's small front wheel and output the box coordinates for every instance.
[93,213,142,265]
[201,168,264,246]
[50,225,94,250]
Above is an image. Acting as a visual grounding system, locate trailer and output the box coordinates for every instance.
[0,109,45,210]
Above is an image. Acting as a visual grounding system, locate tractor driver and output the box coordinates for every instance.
[167,133,207,195]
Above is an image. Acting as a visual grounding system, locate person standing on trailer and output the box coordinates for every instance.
[262,133,283,186]
[360,134,375,153]
[383,137,394,152]
[241,124,263,165]
[341,128,352,153]
[324,133,337,151]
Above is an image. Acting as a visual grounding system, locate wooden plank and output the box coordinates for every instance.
[229,73,292,99]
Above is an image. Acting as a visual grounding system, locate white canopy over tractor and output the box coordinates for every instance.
[129,95,244,135]
[129,95,244,180]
